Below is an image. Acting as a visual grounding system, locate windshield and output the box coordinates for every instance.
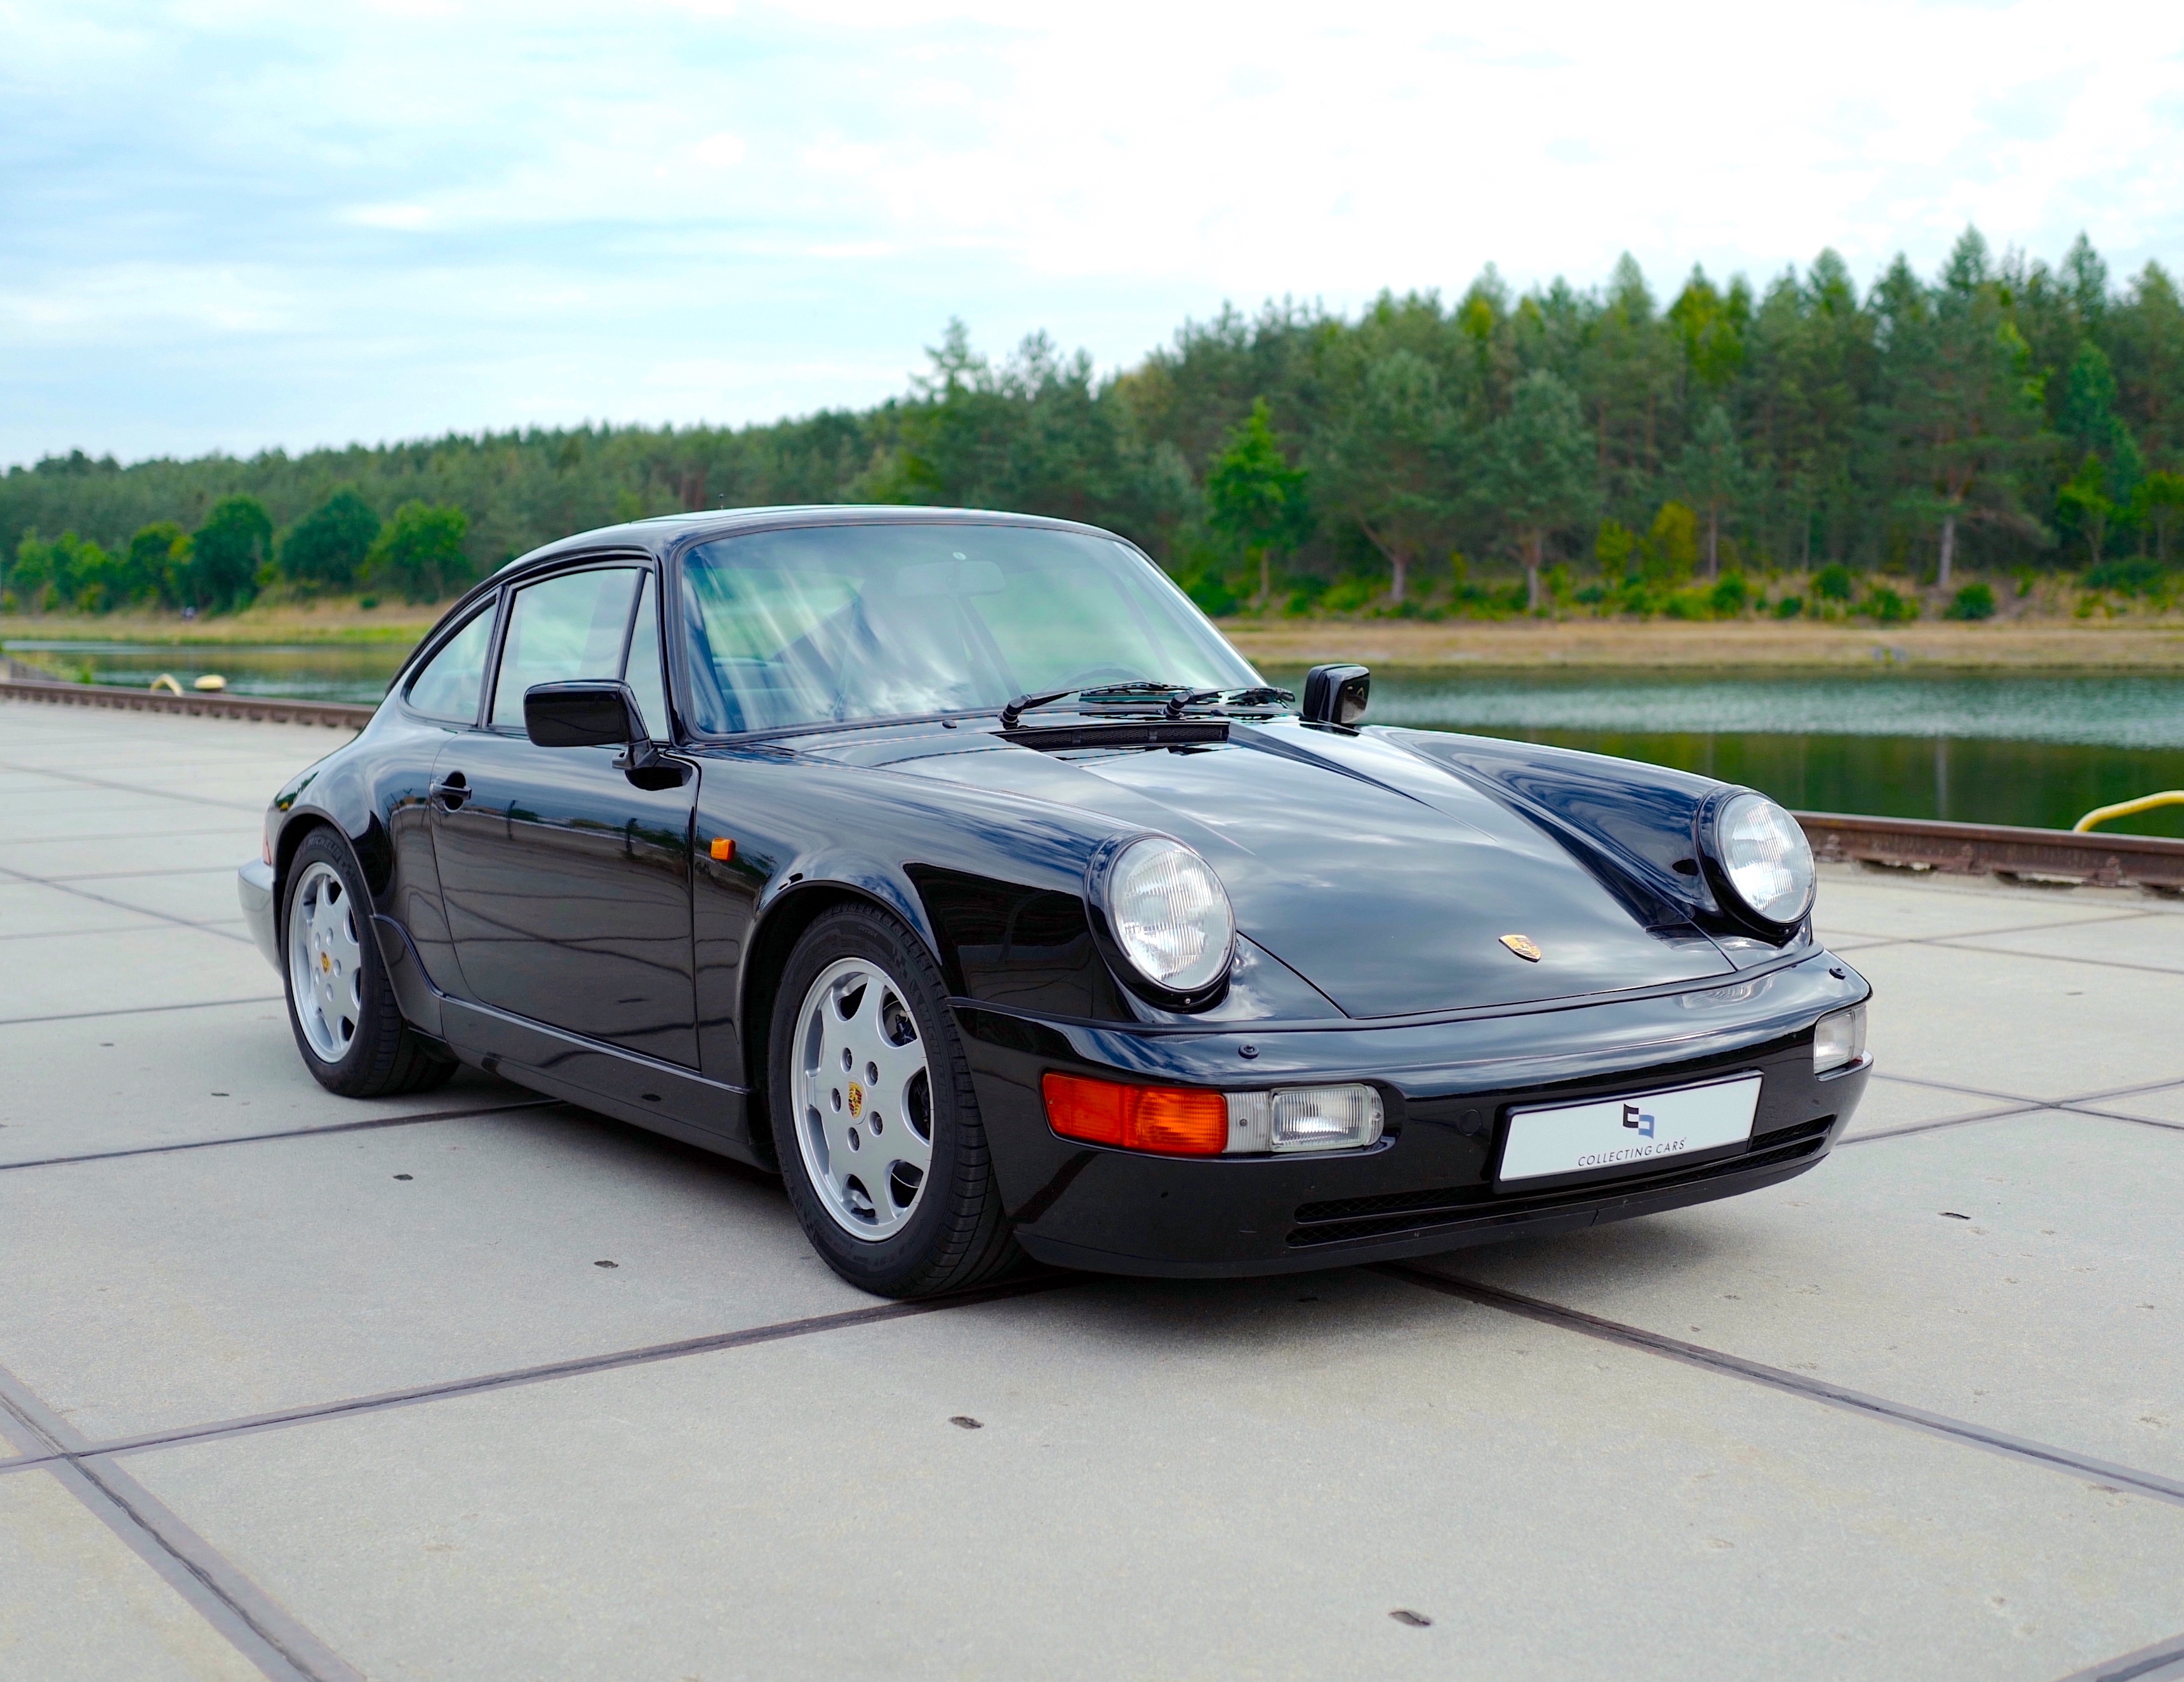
[677,523,1262,734]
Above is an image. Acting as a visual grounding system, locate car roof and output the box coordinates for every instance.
[494,504,1120,581]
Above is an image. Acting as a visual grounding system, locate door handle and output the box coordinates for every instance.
[430,772,469,811]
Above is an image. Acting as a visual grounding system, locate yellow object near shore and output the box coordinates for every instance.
[2074,791,2184,832]
[149,673,184,694]
[192,673,227,691]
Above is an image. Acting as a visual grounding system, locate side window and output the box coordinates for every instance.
[404,604,496,724]
[490,568,641,729]
[623,571,669,737]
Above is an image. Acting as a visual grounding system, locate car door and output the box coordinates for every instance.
[428,563,700,1068]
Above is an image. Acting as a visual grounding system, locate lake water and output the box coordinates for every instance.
[10,642,2183,838]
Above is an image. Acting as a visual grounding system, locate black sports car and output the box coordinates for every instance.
[238,507,1871,1297]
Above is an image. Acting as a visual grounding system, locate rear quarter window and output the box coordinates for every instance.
[405,604,497,723]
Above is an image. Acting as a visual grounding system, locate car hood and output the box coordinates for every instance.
[857,720,1735,1019]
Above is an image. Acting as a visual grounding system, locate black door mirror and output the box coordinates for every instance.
[1302,663,1371,728]
[525,680,641,748]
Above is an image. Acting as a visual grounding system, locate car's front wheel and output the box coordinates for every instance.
[283,827,456,1097]
[769,904,1021,1298]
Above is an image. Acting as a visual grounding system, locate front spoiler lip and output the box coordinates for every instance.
[1015,1135,1835,1278]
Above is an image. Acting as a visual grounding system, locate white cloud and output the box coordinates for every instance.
[4,0,2183,462]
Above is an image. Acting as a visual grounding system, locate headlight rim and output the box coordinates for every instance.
[1084,831,1237,1011]
[1694,786,1817,937]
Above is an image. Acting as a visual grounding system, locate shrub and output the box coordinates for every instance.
[2084,557,2166,596]
[1708,573,1749,616]
[1812,562,1854,602]
[189,496,273,612]
[363,501,472,604]
[1321,577,1376,613]
[1773,595,1804,619]
[1945,582,1997,620]
[1861,585,1919,623]
[1182,570,1239,616]
[1664,588,1713,620]
[280,489,381,590]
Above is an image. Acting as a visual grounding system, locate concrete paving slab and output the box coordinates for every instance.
[1851,941,2184,1099]
[0,998,531,1167]
[44,866,262,928]
[0,1469,265,1682]
[0,837,255,882]
[0,1108,856,1441]
[1430,1111,2184,1482]
[1813,873,2159,944]
[0,788,248,840]
[1839,1073,2033,1140]
[0,879,168,941]
[2078,1083,2184,1128]
[120,1273,2184,1682]
[0,925,271,1024]
[1950,911,2184,976]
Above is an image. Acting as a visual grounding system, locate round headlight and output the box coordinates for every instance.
[1098,837,1235,998]
[1713,792,1815,927]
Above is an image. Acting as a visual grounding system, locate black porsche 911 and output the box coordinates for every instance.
[237,506,1870,1297]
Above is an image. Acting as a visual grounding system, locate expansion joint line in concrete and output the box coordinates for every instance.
[0,993,284,1028]
[0,757,267,814]
[2051,1628,2184,1682]
[0,1097,564,1174]
[0,1361,365,1682]
[1378,1264,2184,1512]
[0,1274,1073,1478]
[1837,1074,2184,1146]
[0,856,254,945]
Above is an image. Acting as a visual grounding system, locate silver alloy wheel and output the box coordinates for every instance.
[288,859,364,1064]
[791,955,934,1241]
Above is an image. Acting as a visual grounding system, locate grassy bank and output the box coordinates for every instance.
[8,602,2184,674]
[1222,617,2184,673]
[0,600,437,646]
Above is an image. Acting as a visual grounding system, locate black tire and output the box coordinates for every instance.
[282,826,457,1099]
[768,903,1021,1299]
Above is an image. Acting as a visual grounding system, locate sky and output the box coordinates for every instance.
[6,0,2184,467]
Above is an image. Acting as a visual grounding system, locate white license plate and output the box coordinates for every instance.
[1498,1074,1762,1184]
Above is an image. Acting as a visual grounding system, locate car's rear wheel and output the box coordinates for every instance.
[283,827,456,1097]
[769,904,1021,1298]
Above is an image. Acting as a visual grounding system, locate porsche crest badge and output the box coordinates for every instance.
[1499,934,1543,962]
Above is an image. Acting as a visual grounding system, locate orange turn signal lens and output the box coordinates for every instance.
[1042,1072,1228,1156]
[709,837,735,863]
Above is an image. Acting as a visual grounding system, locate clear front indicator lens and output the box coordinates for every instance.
[1717,793,1816,925]
[1814,1004,1867,1073]
[1225,1084,1385,1155]
[1107,837,1235,994]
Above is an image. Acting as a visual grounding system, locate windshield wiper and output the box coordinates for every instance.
[997,682,1294,729]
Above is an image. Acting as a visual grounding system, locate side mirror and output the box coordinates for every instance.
[1301,663,1371,728]
[524,680,661,769]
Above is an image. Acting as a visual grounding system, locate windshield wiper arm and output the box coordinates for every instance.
[997,682,1295,729]
[998,682,1185,728]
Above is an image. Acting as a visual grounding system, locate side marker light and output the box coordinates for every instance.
[1042,1073,1227,1156]
[710,837,735,863]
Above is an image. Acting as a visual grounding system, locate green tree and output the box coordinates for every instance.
[126,522,191,606]
[189,495,273,611]
[1318,349,1459,604]
[1205,398,1311,607]
[1670,403,1751,578]
[1882,231,2048,587]
[2060,340,2145,514]
[1644,501,1700,585]
[279,489,381,590]
[1483,371,1595,611]
[2056,455,2115,567]
[364,502,473,604]
[2128,469,2184,565]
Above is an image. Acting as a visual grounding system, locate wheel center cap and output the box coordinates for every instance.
[846,1082,865,1118]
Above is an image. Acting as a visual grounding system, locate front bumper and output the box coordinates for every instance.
[961,948,1872,1278]
[237,859,279,971]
